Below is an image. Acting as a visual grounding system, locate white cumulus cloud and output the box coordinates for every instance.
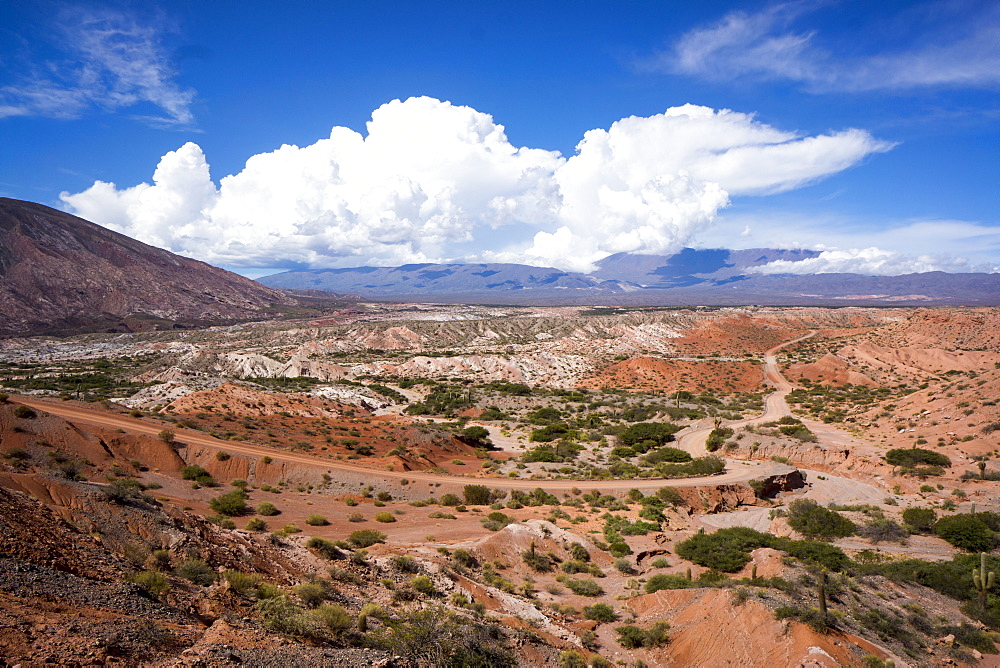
[750,247,991,275]
[61,97,890,273]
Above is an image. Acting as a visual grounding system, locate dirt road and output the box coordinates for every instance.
[16,396,791,493]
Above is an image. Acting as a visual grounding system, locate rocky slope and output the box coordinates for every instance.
[0,198,298,336]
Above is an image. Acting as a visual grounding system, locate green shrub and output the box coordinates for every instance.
[452,549,476,568]
[885,448,951,468]
[568,542,590,562]
[309,603,353,633]
[645,573,697,593]
[374,512,396,523]
[934,513,998,552]
[208,489,249,516]
[785,499,855,540]
[463,484,494,505]
[583,603,619,622]
[348,529,386,547]
[615,621,670,648]
[440,493,461,506]
[223,570,264,597]
[256,501,279,516]
[411,575,436,595]
[174,558,215,585]
[129,570,170,597]
[306,537,344,560]
[564,578,603,596]
[245,517,267,531]
[619,422,681,447]
[305,513,329,526]
[902,507,937,532]
[13,405,36,419]
[676,527,773,572]
[295,582,330,608]
[181,465,210,481]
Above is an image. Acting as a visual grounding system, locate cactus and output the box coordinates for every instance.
[357,612,368,632]
[751,564,758,582]
[974,551,996,611]
[971,501,976,515]
[818,571,828,619]
[979,459,988,480]
[884,660,895,668]
[686,567,692,581]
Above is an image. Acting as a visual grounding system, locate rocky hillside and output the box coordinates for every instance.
[0,198,298,336]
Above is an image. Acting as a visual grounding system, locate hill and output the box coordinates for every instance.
[0,198,298,335]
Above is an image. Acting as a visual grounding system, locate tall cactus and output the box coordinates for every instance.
[974,551,996,611]
[818,571,828,620]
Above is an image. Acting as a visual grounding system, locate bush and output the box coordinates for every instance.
[583,603,619,622]
[705,427,734,452]
[902,507,937,533]
[305,514,329,526]
[208,489,249,516]
[645,573,697,593]
[245,517,267,531]
[618,422,681,447]
[13,405,36,419]
[348,529,387,547]
[181,465,210,481]
[885,448,951,468]
[440,493,461,506]
[157,429,175,443]
[934,514,998,552]
[615,621,670,648]
[295,582,329,608]
[452,549,476,568]
[223,570,264,597]
[305,536,344,560]
[785,499,855,540]
[676,527,774,572]
[564,578,603,596]
[568,542,590,562]
[411,575,436,595]
[781,540,849,572]
[174,558,215,585]
[256,501,279,516]
[129,570,170,597]
[310,603,353,633]
[857,519,908,544]
[374,512,396,523]
[463,484,494,506]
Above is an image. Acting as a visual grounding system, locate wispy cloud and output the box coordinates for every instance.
[0,8,195,127]
[646,1,1000,93]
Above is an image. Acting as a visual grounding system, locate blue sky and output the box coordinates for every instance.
[2,0,998,276]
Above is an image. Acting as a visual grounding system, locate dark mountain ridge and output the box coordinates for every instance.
[259,249,1000,306]
[0,198,298,336]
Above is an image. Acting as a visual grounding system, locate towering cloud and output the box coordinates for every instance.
[61,97,891,272]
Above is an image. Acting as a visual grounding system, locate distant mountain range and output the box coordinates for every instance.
[258,248,1000,306]
[0,198,300,336]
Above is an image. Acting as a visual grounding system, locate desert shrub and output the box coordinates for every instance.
[645,573,697,592]
[780,540,849,572]
[654,455,725,478]
[392,555,420,573]
[934,514,998,552]
[245,517,267,531]
[640,446,692,465]
[452,549,476,568]
[305,537,344,560]
[705,427,734,452]
[564,578,603,596]
[174,558,215,586]
[374,512,396,523]
[181,465,210,481]
[480,511,516,531]
[440,493,461,506]
[656,486,685,506]
[857,519,908,544]
[463,484,495,506]
[676,527,774,572]
[14,405,36,419]
[309,603,353,633]
[295,582,330,608]
[785,499,855,540]
[558,651,587,668]
[522,547,553,572]
[208,489,249,516]
[615,621,670,648]
[256,501,279,516]
[614,557,634,574]
[885,448,951,468]
[618,422,681,447]
[583,603,619,622]
[215,450,230,461]
[348,513,365,522]
[348,529,386,547]
[129,570,170,597]
[369,606,515,666]
[774,605,828,633]
[411,575,436,595]
[428,511,455,519]
[568,542,590,562]
[222,570,266,597]
[902,507,937,533]
[305,514,329,526]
